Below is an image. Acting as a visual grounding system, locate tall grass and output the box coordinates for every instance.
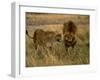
[26,25,89,67]
[25,13,89,67]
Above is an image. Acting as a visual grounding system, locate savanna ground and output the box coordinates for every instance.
[26,12,89,67]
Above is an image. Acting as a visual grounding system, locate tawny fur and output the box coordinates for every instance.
[26,29,62,50]
[63,21,77,51]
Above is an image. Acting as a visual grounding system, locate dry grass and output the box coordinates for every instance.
[25,13,89,67]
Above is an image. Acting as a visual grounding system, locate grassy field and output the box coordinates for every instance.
[25,13,89,67]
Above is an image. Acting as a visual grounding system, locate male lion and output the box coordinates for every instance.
[63,21,77,51]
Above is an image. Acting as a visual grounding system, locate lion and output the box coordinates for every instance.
[26,29,62,50]
[63,21,77,51]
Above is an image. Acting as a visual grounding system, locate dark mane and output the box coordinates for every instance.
[63,21,77,51]
[64,21,77,34]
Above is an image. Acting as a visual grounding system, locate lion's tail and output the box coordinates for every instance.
[26,30,34,39]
